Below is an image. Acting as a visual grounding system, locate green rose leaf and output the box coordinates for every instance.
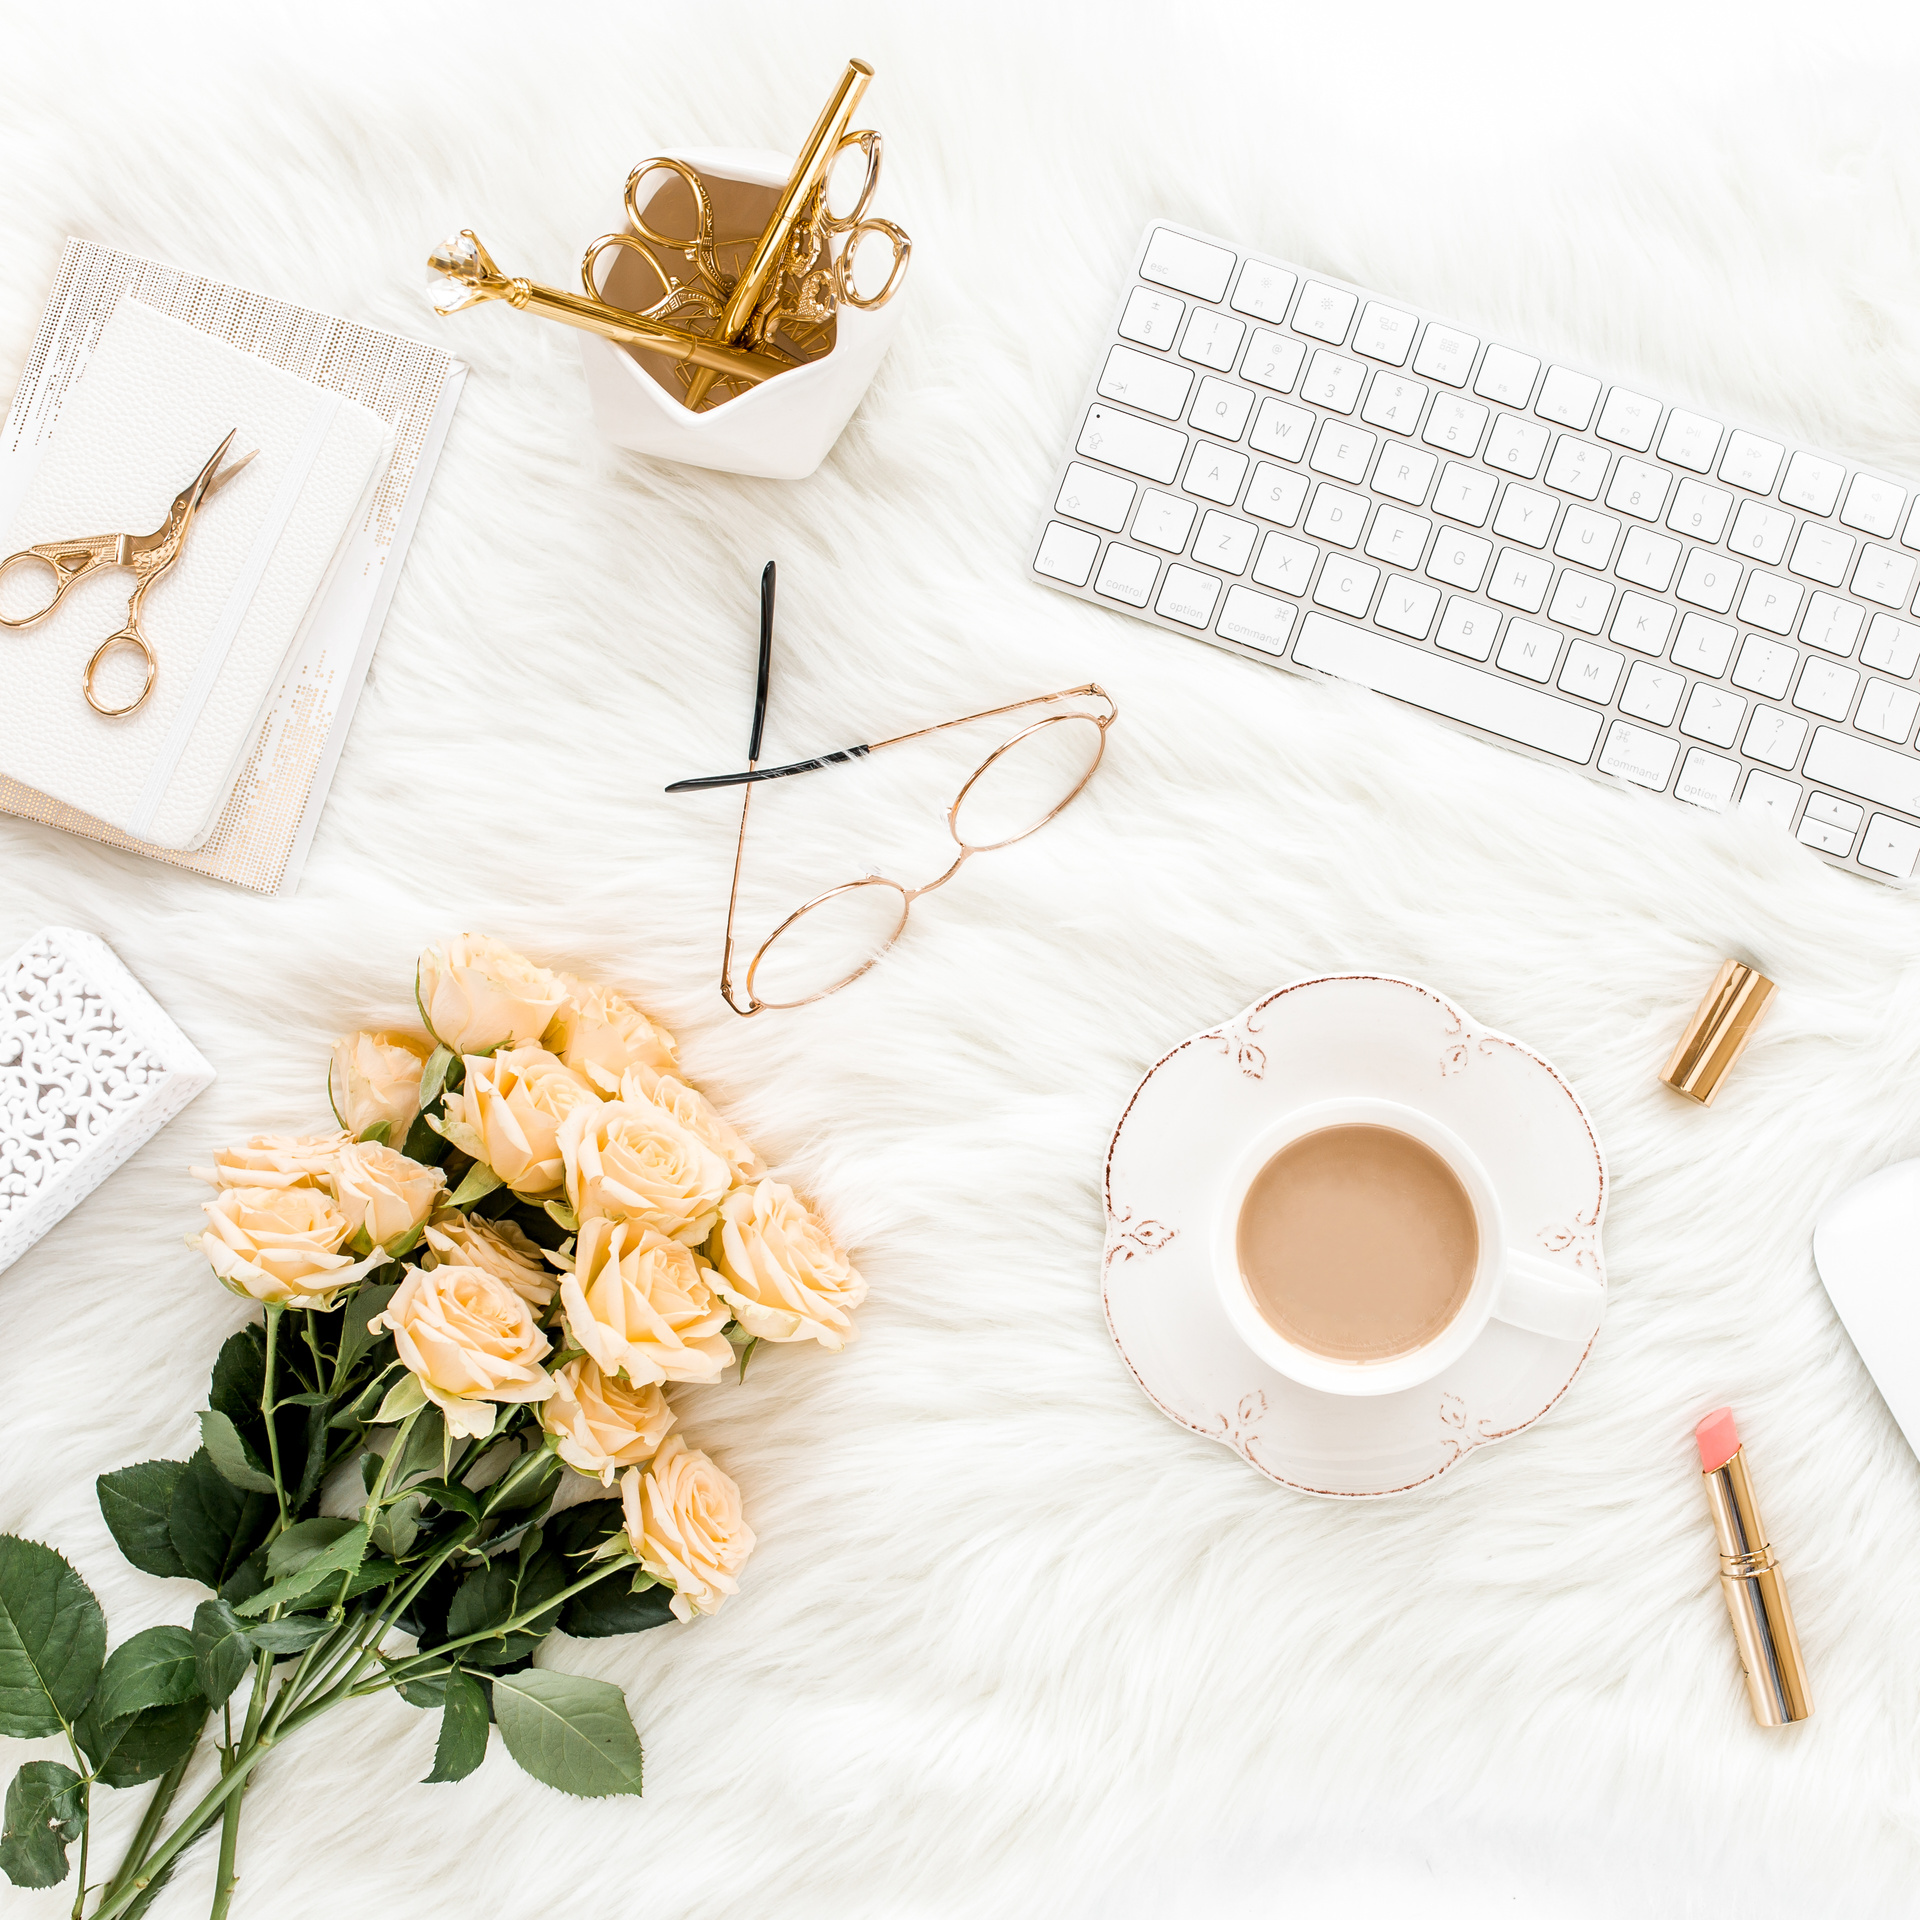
[374,1373,430,1426]
[197,1412,278,1495]
[168,1451,275,1591]
[207,1326,267,1428]
[77,1699,208,1789]
[481,1446,562,1515]
[416,1044,455,1114]
[96,1461,190,1580]
[266,1518,356,1581]
[0,1538,107,1739]
[332,1280,400,1386]
[93,1626,201,1724]
[559,1572,675,1640]
[0,1760,85,1889]
[244,1616,330,1654]
[491,1670,644,1799]
[357,1120,392,1148]
[448,1162,503,1209]
[236,1524,369,1618]
[190,1600,254,1707]
[423,1666,490,1783]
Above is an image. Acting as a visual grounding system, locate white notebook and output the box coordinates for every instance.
[0,300,390,851]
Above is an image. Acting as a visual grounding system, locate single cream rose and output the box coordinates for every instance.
[198,1184,382,1309]
[539,1356,674,1485]
[439,1046,597,1196]
[545,975,678,1083]
[559,1215,731,1386]
[191,1132,350,1191]
[709,1179,865,1350]
[620,1437,754,1621]
[329,1141,445,1250]
[558,1100,729,1244]
[417,934,568,1056]
[422,1212,555,1307]
[328,1030,434,1139]
[605,1061,762,1184]
[367,1261,554,1438]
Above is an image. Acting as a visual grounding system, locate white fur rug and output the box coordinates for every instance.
[6,2,1920,1914]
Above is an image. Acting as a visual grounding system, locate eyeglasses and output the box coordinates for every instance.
[667,562,1117,1015]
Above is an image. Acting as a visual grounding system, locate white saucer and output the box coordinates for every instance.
[1101,974,1608,1498]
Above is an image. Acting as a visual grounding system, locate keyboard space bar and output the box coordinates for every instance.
[1291,615,1603,765]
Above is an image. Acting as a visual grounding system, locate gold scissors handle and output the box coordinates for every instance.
[819,129,885,235]
[84,594,158,719]
[617,158,727,302]
[818,132,909,310]
[0,534,130,629]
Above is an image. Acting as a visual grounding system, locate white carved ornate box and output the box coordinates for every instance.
[0,927,214,1274]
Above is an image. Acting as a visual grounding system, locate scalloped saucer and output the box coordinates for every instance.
[1102,974,1607,1498]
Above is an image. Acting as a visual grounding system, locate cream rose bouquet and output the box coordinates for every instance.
[0,936,862,1917]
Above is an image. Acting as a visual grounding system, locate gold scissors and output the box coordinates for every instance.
[0,429,255,717]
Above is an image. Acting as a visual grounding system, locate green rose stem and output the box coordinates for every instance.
[209,1652,273,1920]
[260,1307,290,1530]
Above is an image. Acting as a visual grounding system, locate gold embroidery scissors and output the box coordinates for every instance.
[0,429,255,717]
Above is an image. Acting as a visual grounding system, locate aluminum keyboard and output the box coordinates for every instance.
[1030,221,1920,884]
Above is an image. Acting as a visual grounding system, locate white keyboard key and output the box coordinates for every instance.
[1675,547,1741,614]
[1852,543,1918,611]
[1190,376,1255,441]
[1217,584,1297,654]
[1230,260,1298,326]
[1194,510,1258,575]
[1294,281,1358,345]
[1293,614,1602,762]
[1793,657,1860,722]
[1132,489,1199,553]
[1488,549,1553,613]
[1303,350,1367,414]
[1718,430,1785,495]
[1376,574,1441,639]
[1667,478,1734,545]
[1498,618,1561,681]
[1413,324,1479,388]
[1742,769,1803,827]
[1118,287,1184,350]
[1596,387,1661,452]
[1799,593,1863,659]
[1304,483,1368,549]
[1099,344,1193,419]
[1361,373,1430,434]
[1492,484,1557,549]
[1558,638,1625,703]
[1671,613,1737,677]
[1544,436,1608,501]
[1745,706,1810,771]
[1536,366,1601,431]
[1610,592,1676,656]
[1615,527,1682,593]
[1861,813,1920,878]
[1657,409,1722,475]
[1095,542,1159,607]
[1156,562,1224,628]
[1180,310,1247,372]
[1676,749,1742,811]
[1731,634,1797,700]
[1807,791,1865,833]
[1247,397,1315,462]
[1142,228,1236,302]
[1857,679,1920,744]
[1034,521,1099,587]
[1727,500,1795,566]
[1309,420,1379,485]
[1244,462,1309,525]
[1423,397,1490,457]
[1252,531,1317,595]
[1789,522,1856,589]
[1242,329,1306,394]
[1604,458,1671,523]
[1906,501,1920,555]
[1620,660,1686,726]
[1599,720,1678,790]
[1737,567,1804,636]
[1354,301,1417,366]
[1473,344,1541,409]
[1426,529,1493,591]
[1435,461,1497,527]
[1553,505,1622,570]
[1548,570,1613,635]
[1437,597,1499,660]
[1374,444,1439,507]
[1841,473,1905,539]
[1313,554,1381,618]
[1078,405,1187,483]
[1779,451,1846,517]
[1804,726,1920,815]
[1863,614,1920,678]
[1680,682,1747,748]
[1363,505,1432,569]
[1056,461,1136,532]
[1797,813,1857,856]
[1183,444,1251,506]
[1484,414,1550,479]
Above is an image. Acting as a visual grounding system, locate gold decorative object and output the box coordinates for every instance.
[1659,958,1777,1105]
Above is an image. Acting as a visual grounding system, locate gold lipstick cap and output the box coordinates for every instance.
[1660,959,1776,1105]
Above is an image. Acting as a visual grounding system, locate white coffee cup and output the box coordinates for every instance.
[1211,1096,1601,1397]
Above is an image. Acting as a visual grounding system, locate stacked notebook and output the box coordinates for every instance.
[0,241,465,892]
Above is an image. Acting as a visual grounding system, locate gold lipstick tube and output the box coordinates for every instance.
[1700,1438,1811,1726]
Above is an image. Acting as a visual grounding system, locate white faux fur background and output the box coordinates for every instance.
[6,2,1920,1914]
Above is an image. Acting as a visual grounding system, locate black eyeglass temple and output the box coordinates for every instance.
[666,744,872,793]
[749,560,774,764]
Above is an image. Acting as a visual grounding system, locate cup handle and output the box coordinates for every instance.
[1490,1249,1602,1342]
